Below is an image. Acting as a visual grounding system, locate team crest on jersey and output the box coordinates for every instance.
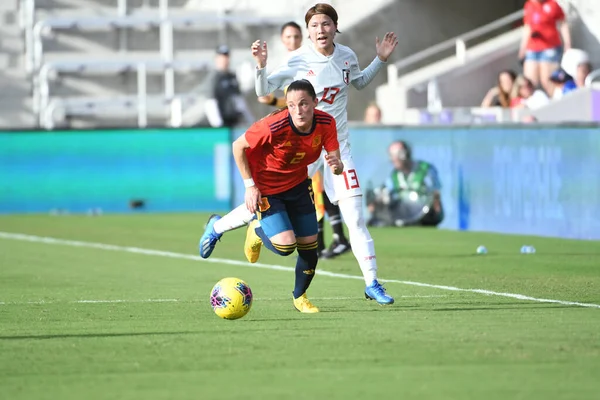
[342,68,350,85]
[312,135,322,148]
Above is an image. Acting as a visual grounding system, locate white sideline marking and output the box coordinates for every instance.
[0,295,448,306]
[1,231,599,310]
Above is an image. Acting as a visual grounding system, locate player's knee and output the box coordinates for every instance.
[297,241,318,268]
[272,242,297,256]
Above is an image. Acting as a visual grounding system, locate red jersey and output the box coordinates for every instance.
[244,109,338,196]
[524,0,565,52]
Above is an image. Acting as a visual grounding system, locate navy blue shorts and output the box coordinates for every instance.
[257,179,318,239]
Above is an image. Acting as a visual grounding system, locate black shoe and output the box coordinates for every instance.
[320,240,351,259]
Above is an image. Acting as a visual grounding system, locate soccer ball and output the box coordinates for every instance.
[210,277,253,320]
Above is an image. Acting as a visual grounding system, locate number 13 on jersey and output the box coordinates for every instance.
[342,169,359,190]
[320,87,340,104]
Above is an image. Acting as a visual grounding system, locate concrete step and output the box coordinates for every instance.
[0,81,31,98]
[0,36,24,52]
[33,0,190,10]
[49,70,206,97]
[0,67,30,81]
[0,113,36,129]
[0,1,16,12]
[40,49,250,72]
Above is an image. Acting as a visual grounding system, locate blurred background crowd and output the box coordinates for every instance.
[1,0,598,130]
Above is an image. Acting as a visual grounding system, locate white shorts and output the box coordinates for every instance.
[307,138,362,204]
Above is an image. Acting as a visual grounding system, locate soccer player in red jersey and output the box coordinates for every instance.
[232,79,343,313]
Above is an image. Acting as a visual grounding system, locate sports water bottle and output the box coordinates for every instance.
[520,245,536,254]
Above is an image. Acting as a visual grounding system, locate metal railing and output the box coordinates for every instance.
[387,9,524,86]
[37,59,210,129]
[19,0,292,128]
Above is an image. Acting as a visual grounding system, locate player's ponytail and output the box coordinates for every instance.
[286,79,317,101]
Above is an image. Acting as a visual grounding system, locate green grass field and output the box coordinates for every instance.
[1,214,599,400]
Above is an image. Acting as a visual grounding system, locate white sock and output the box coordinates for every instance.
[213,204,254,235]
[337,195,378,286]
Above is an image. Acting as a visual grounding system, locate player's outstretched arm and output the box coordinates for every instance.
[232,135,261,214]
[252,40,271,97]
[252,39,295,97]
[325,151,344,175]
[351,32,399,90]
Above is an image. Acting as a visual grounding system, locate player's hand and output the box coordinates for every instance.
[376,32,398,62]
[325,153,344,175]
[251,40,268,69]
[245,185,261,214]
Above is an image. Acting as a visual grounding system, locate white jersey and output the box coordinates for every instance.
[256,43,385,141]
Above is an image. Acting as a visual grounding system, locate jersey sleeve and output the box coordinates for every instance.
[255,56,299,97]
[349,49,385,90]
[523,3,531,25]
[322,123,339,153]
[244,119,271,149]
[554,1,565,20]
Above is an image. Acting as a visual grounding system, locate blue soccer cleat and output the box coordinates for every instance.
[365,280,395,305]
[199,214,222,259]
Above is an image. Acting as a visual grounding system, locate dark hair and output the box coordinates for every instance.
[305,3,341,33]
[286,79,317,101]
[497,69,517,108]
[281,21,302,35]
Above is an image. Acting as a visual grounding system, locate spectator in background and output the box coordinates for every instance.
[367,141,443,228]
[510,75,549,110]
[257,22,303,107]
[205,45,253,127]
[519,0,571,95]
[363,102,382,124]
[481,69,517,108]
[549,68,577,100]
[576,60,592,87]
[561,48,592,88]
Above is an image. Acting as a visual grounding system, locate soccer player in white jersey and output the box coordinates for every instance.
[199,3,398,305]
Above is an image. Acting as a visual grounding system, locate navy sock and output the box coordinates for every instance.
[293,242,318,298]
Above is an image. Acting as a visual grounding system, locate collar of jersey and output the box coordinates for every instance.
[288,113,317,136]
[310,42,337,59]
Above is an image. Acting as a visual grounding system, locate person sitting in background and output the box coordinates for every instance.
[518,0,571,95]
[549,68,577,100]
[367,141,443,228]
[510,75,549,110]
[363,102,382,124]
[205,45,254,127]
[481,70,517,108]
[576,60,592,87]
[561,48,592,88]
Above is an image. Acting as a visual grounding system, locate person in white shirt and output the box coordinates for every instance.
[199,3,398,305]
